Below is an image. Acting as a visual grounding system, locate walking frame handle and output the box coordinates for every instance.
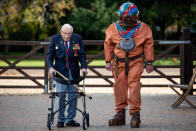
[54,70,92,100]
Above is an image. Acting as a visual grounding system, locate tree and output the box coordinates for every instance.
[69,0,118,40]
[137,0,195,39]
[0,0,75,40]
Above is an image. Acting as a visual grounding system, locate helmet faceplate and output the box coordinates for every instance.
[118,2,139,26]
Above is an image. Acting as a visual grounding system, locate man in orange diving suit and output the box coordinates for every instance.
[104,2,154,128]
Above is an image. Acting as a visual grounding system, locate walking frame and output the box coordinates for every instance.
[47,70,92,130]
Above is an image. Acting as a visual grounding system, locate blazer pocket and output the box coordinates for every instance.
[55,49,64,58]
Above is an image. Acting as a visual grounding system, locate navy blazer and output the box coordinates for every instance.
[47,33,87,84]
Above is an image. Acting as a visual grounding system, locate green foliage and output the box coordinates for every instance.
[69,0,118,39]
[0,0,75,40]
[138,0,195,39]
[0,0,195,41]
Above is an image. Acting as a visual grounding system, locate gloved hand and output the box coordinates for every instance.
[146,65,153,73]
[105,62,112,71]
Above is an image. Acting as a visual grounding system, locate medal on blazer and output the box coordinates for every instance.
[72,42,80,56]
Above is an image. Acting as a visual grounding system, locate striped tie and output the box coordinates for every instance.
[65,41,69,69]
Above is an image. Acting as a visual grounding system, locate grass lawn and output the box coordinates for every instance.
[0,59,45,67]
[84,58,196,66]
[1,58,195,67]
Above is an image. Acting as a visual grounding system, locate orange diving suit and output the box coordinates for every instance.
[104,2,154,128]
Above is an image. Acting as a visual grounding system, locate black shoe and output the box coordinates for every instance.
[108,109,126,126]
[57,122,64,128]
[66,120,80,127]
[130,111,141,128]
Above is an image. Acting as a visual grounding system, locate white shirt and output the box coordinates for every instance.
[65,41,70,48]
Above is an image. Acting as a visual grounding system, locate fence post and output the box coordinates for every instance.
[180,28,193,94]
[44,45,49,93]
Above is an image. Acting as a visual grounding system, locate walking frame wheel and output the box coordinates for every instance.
[86,113,89,127]
[47,113,54,130]
[82,113,90,130]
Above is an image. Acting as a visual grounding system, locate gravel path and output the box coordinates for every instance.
[0,94,196,131]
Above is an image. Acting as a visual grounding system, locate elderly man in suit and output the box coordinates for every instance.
[47,24,87,128]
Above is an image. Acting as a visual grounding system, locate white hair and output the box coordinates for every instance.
[60,24,73,32]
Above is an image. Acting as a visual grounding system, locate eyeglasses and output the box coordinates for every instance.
[61,31,72,35]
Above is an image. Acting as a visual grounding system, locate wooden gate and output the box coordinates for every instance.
[0,29,195,94]
[0,41,48,92]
